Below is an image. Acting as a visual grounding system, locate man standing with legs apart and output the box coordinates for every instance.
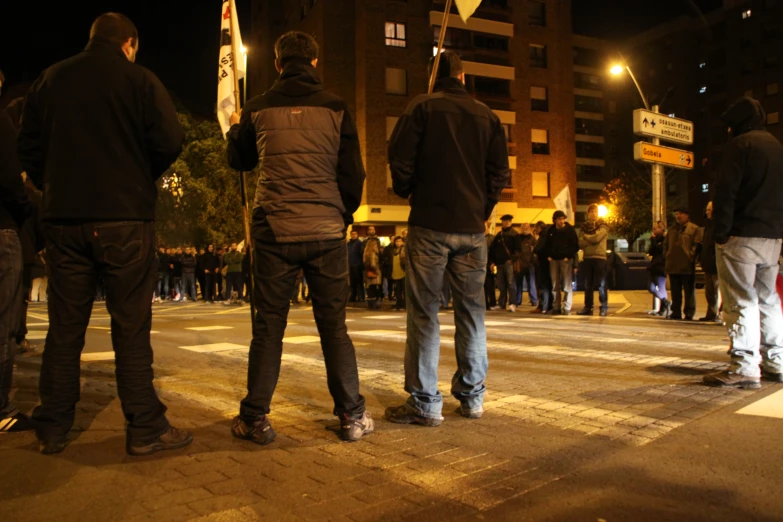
[386,51,509,425]
[664,208,702,321]
[545,211,579,316]
[226,31,373,443]
[578,204,609,317]
[490,215,520,312]
[17,13,191,455]
[704,96,783,389]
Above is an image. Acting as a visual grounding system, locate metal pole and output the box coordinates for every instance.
[243,51,248,105]
[428,0,453,94]
[228,0,256,323]
[625,66,649,111]
[651,104,663,227]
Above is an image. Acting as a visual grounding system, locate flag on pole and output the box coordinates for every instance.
[454,0,482,22]
[553,185,575,224]
[217,0,245,138]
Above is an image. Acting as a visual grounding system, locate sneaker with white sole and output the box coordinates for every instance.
[340,412,375,442]
[508,304,517,312]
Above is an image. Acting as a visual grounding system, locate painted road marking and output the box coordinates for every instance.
[154,303,201,314]
[81,352,115,362]
[89,326,111,330]
[485,321,515,326]
[26,332,47,340]
[736,389,783,419]
[440,325,455,331]
[283,336,322,344]
[180,343,246,353]
[365,315,400,320]
[186,326,234,331]
[27,323,49,327]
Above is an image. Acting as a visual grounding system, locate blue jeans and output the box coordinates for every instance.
[0,230,23,416]
[156,273,170,299]
[182,273,197,300]
[717,237,783,377]
[515,265,538,306]
[404,225,488,419]
[581,258,608,312]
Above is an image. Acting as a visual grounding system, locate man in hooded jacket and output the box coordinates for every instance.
[704,97,783,389]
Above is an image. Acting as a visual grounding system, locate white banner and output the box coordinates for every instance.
[553,185,574,224]
[217,0,245,138]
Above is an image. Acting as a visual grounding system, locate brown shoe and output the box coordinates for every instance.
[126,426,193,456]
[703,371,761,390]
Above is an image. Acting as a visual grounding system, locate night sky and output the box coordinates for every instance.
[1,0,722,117]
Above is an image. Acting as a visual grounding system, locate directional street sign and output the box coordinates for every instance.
[634,142,694,170]
[633,110,694,145]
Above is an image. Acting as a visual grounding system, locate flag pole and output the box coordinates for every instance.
[228,0,256,323]
[428,0,453,94]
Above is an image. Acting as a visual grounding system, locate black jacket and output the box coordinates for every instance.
[227,60,365,244]
[0,108,31,231]
[389,77,510,234]
[518,233,536,269]
[713,97,783,244]
[17,38,184,222]
[202,251,219,272]
[180,254,197,275]
[648,234,666,277]
[171,254,183,278]
[348,238,364,268]
[490,227,520,265]
[545,224,579,261]
[700,219,717,274]
[158,252,170,275]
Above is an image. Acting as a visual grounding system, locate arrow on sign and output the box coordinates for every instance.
[650,120,656,128]
[643,118,649,128]
[686,156,692,166]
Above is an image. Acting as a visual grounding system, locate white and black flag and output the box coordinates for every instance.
[217,0,245,138]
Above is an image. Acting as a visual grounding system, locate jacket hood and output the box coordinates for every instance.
[720,97,766,137]
[270,60,323,98]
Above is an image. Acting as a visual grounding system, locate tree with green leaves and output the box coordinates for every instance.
[155,112,257,247]
[601,170,652,249]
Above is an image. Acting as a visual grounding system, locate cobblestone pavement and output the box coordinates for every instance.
[1,293,780,521]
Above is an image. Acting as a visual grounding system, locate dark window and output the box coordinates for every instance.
[530,44,547,68]
[574,72,601,89]
[576,188,603,205]
[765,56,779,69]
[470,76,511,98]
[531,86,548,111]
[575,165,606,182]
[572,46,601,68]
[385,22,406,48]
[574,95,602,113]
[575,142,604,159]
[763,24,779,41]
[473,33,509,51]
[575,118,603,135]
[433,26,472,50]
[529,0,546,26]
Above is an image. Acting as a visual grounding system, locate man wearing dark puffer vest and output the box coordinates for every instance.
[226,31,373,444]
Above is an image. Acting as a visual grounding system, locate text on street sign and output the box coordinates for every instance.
[633,142,694,170]
[633,110,694,145]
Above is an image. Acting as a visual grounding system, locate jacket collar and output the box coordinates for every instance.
[85,38,128,60]
[433,77,469,95]
[270,60,323,97]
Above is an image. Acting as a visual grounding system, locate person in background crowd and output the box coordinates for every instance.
[171,246,183,301]
[17,13,190,454]
[484,221,497,311]
[241,244,251,303]
[156,246,169,303]
[223,242,244,304]
[215,246,225,301]
[196,247,206,301]
[391,236,406,310]
[704,96,783,389]
[401,229,408,243]
[347,230,365,302]
[514,223,537,308]
[363,238,383,310]
[578,204,610,317]
[664,208,702,321]
[647,221,670,317]
[366,226,381,252]
[30,251,47,303]
[699,201,721,323]
[386,50,509,426]
[490,214,520,312]
[1,102,34,433]
[95,277,107,302]
[382,236,395,301]
[533,220,552,314]
[226,31,372,443]
[180,246,197,301]
[201,244,219,303]
[15,177,43,353]
[545,210,579,316]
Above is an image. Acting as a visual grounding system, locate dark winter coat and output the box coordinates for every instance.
[700,219,718,274]
[0,108,31,231]
[664,221,702,275]
[490,227,521,266]
[648,234,666,277]
[180,254,197,275]
[347,238,364,268]
[544,224,579,261]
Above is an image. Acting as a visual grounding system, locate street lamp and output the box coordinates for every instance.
[610,62,665,227]
[597,204,609,218]
[241,45,248,105]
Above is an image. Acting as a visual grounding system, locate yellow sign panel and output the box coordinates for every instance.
[633,142,694,170]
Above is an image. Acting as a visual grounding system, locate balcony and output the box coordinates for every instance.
[429,10,513,37]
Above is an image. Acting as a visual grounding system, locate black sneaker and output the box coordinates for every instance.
[384,405,442,427]
[0,412,35,433]
[703,371,761,390]
[599,309,608,317]
[576,308,593,316]
[762,370,783,383]
[39,436,70,455]
[127,426,193,456]
[340,412,375,442]
[231,416,276,446]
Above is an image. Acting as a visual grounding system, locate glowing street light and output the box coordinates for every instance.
[241,46,248,105]
[597,204,609,218]
[610,64,624,76]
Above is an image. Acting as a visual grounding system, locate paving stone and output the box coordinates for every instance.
[187,491,264,516]
[141,487,214,512]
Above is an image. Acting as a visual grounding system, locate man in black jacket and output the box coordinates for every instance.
[156,246,170,302]
[180,247,197,301]
[201,244,219,303]
[699,202,721,322]
[17,13,190,455]
[704,97,783,389]
[1,107,34,433]
[545,210,579,315]
[226,31,373,443]
[489,215,520,312]
[515,223,538,308]
[386,51,509,426]
[534,221,553,313]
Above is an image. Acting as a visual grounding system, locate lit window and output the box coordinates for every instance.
[768,112,780,125]
[702,183,709,193]
[532,172,550,197]
[699,86,707,94]
[699,62,706,69]
[386,116,399,141]
[531,86,548,112]
[742,9,752,19]
[385,68,407,95]
[385,22,406,48]
[532,129,549,155]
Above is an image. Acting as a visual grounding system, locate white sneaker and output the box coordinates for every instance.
[489,306,501,311]
[509,304,517,313]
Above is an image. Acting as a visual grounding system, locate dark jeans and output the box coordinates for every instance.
[156,272,170,299]
[16,265,32,343]
[203,272,215,302]
[393,278,406,309]
[537,258,552,311]
[32,221,169,443]
[216,273,223,299]
[581,258,608,312]
[226,272,244,300]
[1,230,23,417]
[669,273,696,319]
[514,264,538,306]
[349,265,365,301]
[404,225,487,418]
[484,270,496,309]
[171,277,181,298]
[182,273,197,300]
[240,237,365,421]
